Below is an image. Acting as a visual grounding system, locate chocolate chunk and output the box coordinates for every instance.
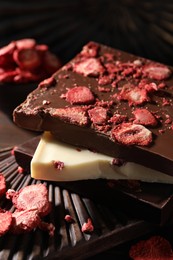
[13,42,173,176]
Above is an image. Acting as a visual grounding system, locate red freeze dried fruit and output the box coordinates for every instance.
[111,122,152,146]
[64,214,75,223]
[0,38,61,83]
[38,76,56,88]
[15,38,36,50]
[13,48,41,70]
[73,57,105,77]
[0,209,12,236]
[132,108,158,127]
[81,218,94,233]
[143,62,172,80]
[129,235,173,260]
[117,83,149,106]
[88,106,108,125]
[65,86,95,105]
[0,174,6,197]
[51,107,89,126]
[80,42,99,57]
[6,184,51,217]
[53,160,64,170]
[10,208,41,234]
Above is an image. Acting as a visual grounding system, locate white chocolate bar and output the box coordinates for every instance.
[31,132,173,183]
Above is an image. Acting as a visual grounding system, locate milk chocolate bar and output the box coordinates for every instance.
[13,42,173,176]
[14,136,173,225]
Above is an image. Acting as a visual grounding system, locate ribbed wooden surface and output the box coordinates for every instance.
[0,148,153,259]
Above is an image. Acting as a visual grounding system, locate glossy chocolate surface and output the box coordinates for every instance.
[13,42,173,176]
[14,136,173,225]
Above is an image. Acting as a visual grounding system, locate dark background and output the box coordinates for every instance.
[1,0,173,66]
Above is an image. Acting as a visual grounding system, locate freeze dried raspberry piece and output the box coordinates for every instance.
[38,76,56,88]
[133,108,158,127]
[129,235,173,260]
[80,42,99,57]
[81,218,94,234]
[6,184,51,217]
[143,62,172,80]
[15,38,36,50]
[0,42,15,68]
[73,57,105,77]
[13,48,41,70]
[0,174,6,197]
[111,122,152,146]
[51,107,89,126]
[98,74,114,85]
[109,113,127,125]
[117,83,149,106]
[65,86,95,105]
[88,106,108,125]
[10,208,41,234]
[0,209,12,236]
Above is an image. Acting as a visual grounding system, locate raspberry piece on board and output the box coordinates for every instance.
[0,209,12,236]
[129,235,173,260]
[73,57,105,77]
[65,86,95,105]
[111,122,152,146]
[132,108,158,127]
[10,208,41,234]
[0,174,6,197]
[6,184,51,217]
[142,62,172,80]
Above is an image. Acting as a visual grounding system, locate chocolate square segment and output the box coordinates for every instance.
[13,42,173,176]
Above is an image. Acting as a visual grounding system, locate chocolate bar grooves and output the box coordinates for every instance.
[0,148,154,259]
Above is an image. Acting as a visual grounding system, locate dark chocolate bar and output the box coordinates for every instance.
[14,136,173,225]
[13,42,173,176]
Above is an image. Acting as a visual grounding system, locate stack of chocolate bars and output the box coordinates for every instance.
[13,42,173,257]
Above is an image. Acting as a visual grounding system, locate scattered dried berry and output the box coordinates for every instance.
[88,106,108,125]
[53,160,64,170]
[13,48,41,70]
[73,57,104,77]
[117,83,149,106]
[0,38,61,83]
[6,184,51,217]
[38,76,56,88]
[132,108,158,127]
[0,174,6,197]
[81,218,94,234]
[10,208,41,234]
[0,209,12,236]
[111,122,152,146]
[50,107,89,126]
[80,42,99,58]
[129,235,173,260]
[143,63,172,80]
[65,86,95,105]
[64,214,75,223]
[17,166,24,174]
[15,38,36,50]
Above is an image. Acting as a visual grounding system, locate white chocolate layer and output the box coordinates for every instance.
[31,132,173,183]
